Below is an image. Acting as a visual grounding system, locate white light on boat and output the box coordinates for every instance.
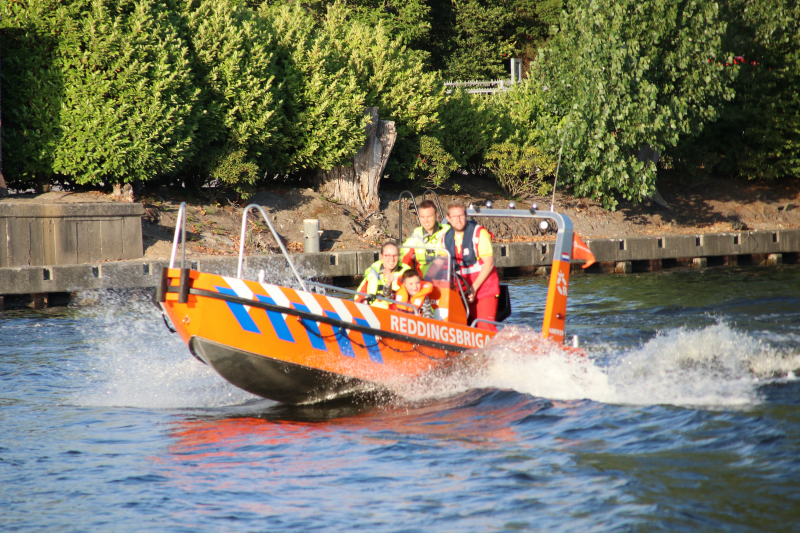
[468,203,474,210]
[573,335,579,348]
[531,203,539,210]
[508,201,516,209]
[539,220,549,232]
[258,269,266,283]
[485,200,493,208]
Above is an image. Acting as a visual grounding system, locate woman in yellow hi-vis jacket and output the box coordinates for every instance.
[355,242,411,308]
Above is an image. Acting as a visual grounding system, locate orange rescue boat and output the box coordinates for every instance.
[155,201,594,404]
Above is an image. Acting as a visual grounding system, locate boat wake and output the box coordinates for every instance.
[70,290,799,410]
[71,290,258,410]
[390,322,800,408]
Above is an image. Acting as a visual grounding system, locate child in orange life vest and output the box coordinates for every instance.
[392,269,435,318]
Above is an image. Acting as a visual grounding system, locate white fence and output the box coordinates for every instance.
[443,79,511,96]
[444,58,524,96]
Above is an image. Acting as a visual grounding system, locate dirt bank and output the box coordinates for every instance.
[139,172,800,259]
[6,172,800,260]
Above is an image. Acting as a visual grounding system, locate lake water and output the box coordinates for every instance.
[2,265,800,532]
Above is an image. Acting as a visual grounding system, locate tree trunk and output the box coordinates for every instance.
[312,107,397,212]
[638,144,670,209]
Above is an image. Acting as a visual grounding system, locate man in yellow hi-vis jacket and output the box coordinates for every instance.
[400,200,450,278]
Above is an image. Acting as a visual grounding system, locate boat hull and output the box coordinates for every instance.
[159,269,496,404]
[189,337,382,404]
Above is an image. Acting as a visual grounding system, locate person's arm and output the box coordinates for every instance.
[355,267,379,302]
[354,276,369,303]
[469,228,495,300]
[401,247,417,269]
[469,256,494,301]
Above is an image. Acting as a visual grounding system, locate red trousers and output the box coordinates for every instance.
[469,295,498,332]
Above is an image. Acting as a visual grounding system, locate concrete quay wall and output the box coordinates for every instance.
[1,229,799,306]
[0,202,144,268]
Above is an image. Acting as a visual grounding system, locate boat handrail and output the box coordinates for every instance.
[397,190,420,242]
[303,281,420,314]
[421,189,447,223]
[470,318,505,330]
[237,204,307,291]
[464,205,573,265]
[466,204,575,344]
[397,190,448,242]
[169,202,188,270]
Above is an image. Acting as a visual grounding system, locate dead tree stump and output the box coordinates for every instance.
[312,107,397,212]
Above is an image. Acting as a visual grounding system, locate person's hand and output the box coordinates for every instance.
[467,285,476,303]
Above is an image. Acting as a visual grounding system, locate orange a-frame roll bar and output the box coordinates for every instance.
[465,205,576,345]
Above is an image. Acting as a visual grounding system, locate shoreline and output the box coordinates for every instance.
[2,228,798,309]
[3,171,800,308]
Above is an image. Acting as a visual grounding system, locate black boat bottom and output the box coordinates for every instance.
[188,337,386,405]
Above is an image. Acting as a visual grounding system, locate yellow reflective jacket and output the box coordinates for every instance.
[355,260,411,308]
[400,223,450,277]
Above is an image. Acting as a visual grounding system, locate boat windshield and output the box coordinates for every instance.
[421,248,451,284]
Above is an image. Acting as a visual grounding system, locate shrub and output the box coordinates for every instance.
[208,149,260,200]
[437,88,503,174]
[486,141,555,198]
[0,0,82,188]
[183,0,283,172]
[679,0,800,180]
[262,4,369,174]
[51,0,200,185]
[413,135,460,188]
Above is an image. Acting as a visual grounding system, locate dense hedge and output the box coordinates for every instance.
[0,0,447,197]
[1,0,798,205]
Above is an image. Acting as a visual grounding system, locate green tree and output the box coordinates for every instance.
[428,0,562,80]
[51,0,199,186]
[682,0,800,180]
[343,0,432,51]
[437,87,502,174]
[535,0,731,208]
[264,2,449,185]
[266,3,369,173]
[0,0,80,189]
[182,0,284,197]
[262,0,432,50]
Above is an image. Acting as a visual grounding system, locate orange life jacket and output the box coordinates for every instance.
[392,281,436,315]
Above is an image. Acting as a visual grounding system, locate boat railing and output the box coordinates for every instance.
[467,202,575,343]
[237,204,307,291]
[393,244,468,311]
[465,203,573,262]
[470,318,506,330]
[397,189,448,242]
[395,245,455,285]
[421,189,447,223]
[397,190,419,242]
[169,202,188,269]
[303,281,420,315]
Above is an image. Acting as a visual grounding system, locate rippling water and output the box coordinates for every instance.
[2,266,800,532]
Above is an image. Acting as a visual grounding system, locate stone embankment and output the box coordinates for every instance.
[2,228,798,309]
[3,177,800,309]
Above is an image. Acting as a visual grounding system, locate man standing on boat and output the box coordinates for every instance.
[355,241,410,308]
[401,200,450,278]
[444,201,500,332]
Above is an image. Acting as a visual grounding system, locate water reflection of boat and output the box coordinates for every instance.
[155,201,594,405]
